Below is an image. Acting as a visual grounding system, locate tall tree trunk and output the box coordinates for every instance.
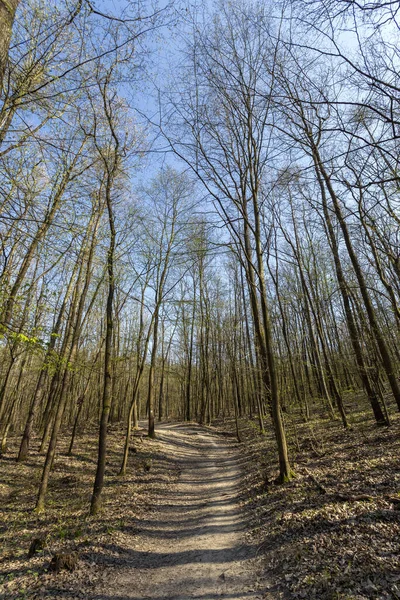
[314,166,388,425]
[90,157,117,515]
[312,145,400,411]
[0,0,19,90]
[36,205,100,511]
[17,231,88,461]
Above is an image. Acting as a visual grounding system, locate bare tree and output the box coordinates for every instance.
[165,0,294,481]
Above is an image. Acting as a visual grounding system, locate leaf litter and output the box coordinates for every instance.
[1,398,399,600]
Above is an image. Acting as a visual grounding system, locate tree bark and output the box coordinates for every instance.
[0,0,19,90]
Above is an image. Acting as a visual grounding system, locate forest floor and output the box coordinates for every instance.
[229,400,400,600]
[0,400,399,600]
[0,422,269,600]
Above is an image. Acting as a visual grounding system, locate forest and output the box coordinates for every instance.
[0,0,399,599]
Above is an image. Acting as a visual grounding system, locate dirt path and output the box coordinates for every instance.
[92,423,269,600]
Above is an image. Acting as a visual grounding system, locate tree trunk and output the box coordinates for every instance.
[90,162,117,515]
[0,0,19,90]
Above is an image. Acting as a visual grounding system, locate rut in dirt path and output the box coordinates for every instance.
[94,423,269,600]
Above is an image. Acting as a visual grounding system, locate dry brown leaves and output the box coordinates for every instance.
[0,424,180,600]
[218,397,400,600]
[2,399,400,600]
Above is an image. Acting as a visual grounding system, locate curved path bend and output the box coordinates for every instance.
[95,424,270,600]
